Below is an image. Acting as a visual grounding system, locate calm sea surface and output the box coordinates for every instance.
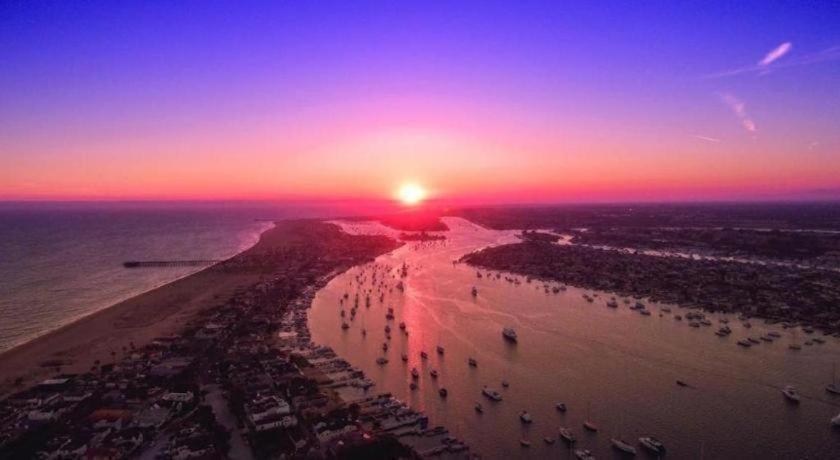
[0,202,345,354]
[309,217,840,459]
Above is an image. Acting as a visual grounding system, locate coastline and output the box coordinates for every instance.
[0,222,276,398]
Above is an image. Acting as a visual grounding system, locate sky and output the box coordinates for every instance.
[1,1,839,204]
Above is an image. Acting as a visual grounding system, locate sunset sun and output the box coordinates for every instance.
[396,183,426,206]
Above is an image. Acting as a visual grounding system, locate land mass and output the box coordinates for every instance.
[461,238,840,334]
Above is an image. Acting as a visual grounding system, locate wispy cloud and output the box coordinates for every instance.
[758,42,792,66]
[693,134,721,143]
[719,93,757,134]
[704,44,840,79]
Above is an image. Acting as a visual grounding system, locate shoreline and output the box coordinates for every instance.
[0,222,276,397]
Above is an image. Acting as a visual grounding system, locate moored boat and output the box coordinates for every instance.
[502,327,518,342]
[782,385,800,403]
[611,438,636,455]
[638,436,665,455]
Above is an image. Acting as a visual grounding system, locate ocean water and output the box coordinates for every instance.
[0,201,345,354]
[309,217,840,459]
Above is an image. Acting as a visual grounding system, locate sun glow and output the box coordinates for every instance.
[397,183,426,206]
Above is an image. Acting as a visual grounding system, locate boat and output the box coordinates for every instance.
[384,325,391,333]
[420,351,428,359]
[676,380,688,387]
[639,309,651,316]
[661,306,672,313]
[559,427,576,443]
[520,411,533,423]
[611,438,637,455]
[361,328,367,336]
[411,368,419,379]
[520,439,531,447]
[468,357,478,367]
[501,380,510,388]
[382,342,388,351]
[438,388,448,398]
[409,382,418,391]
[430,369,439,379]
[376,357,388,365]
[788,344,802,350]
[768,331,782,338]
[482,386,503,401]
[583,402,597,431]
[502,327,518,342]
[606,299,619,308]
[748,337,760,344]
[436,345,445,355]
[574,448,595,460]
[832,413,840,427]
[556,402,567,412]
[471,286,478,297]
[782,385,800,403]
[341,322,350,330]
[399,322,406,330]
[743,321,752,328]
[401,353,408,362]
[674,315,682,321]
[474,403,483,413]
[544,436,556,444]
[737,339,752,347]
[638,436,665,454]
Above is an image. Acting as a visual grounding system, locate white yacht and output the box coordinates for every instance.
[519,411,533,423]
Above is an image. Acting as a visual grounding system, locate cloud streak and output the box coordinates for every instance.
[704,44,840,79]
[693,135,721,143]
[719,93,756,134]
[758,42,792,66]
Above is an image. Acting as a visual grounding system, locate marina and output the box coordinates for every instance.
[309,217,840,459]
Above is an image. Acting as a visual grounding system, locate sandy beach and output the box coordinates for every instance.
[0,223,277,398]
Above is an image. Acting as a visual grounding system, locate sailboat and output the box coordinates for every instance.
[827,363,840,395]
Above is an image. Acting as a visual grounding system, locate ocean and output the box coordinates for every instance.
[0,201,352,354]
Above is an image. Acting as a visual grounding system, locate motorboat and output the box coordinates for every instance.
[574,449,595,460]
[501,380,510,388]
[430,369,439,379]
[520,411,533,423]
[676,380,688,387]
[544,437,556,444]
[782,385,801,403]
[341,322,350,330]
[559,427,576,443]
[468,357,478,367]
[583,421,598,432]
[438,388,448,398]
[409,382,418,391]
[737,339,752,347]
[399,322,406,330]
[639,436,665,455]
[502,327,518,342]
[420,351,428,359]
[474,403,483,413]
[556,402,567,412]
[611,438,636,455]
[411,368,419,379]
[471,286,478,297]
[436,345,445,355]
[520,439,531,447]
[401,353,408,362]
[832,413,840,427]
[376,357,388,365]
